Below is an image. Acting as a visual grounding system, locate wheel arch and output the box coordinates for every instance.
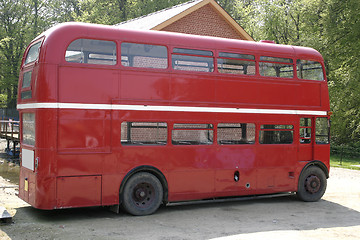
[119,165,169,205]
[300,160,329,179]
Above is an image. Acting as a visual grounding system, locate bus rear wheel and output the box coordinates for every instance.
[121,172,163,216]
[297,166,327,202]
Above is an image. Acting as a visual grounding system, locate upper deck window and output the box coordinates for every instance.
[25,41,41,65]
[297,60,324,81]
[259,56,294,78]
[172,48,214,72]
[66,39,117,65]
[218,52,255,75]
[121,43,168,69]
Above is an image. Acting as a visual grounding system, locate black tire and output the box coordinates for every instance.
[121,172,163,216]
[297,166,327,202]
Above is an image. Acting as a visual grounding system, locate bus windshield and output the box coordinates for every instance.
[25,41,41,65]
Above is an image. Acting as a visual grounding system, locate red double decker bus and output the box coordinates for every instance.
[17,22,330,215]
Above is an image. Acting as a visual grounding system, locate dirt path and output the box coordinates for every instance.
[1,163,359,239]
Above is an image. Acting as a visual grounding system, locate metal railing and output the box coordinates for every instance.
[0,120,20,141]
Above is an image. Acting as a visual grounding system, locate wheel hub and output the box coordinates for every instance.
[132,183,155,207]
[305,175,321,194]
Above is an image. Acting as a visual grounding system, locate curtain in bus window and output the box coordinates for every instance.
[297,60,324,81]
[121,43,167,69]
[65,39,117,65]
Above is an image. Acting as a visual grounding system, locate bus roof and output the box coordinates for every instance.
[31,22,324,65]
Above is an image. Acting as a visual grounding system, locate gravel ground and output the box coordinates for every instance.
[0,138,359,240]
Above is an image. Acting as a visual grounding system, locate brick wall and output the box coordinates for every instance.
[161,4,244,40]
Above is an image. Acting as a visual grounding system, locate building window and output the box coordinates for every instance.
[172,123,213,145]
[300,118,312,144]
[172,48,214,72]
[259,125,294,144]
[218,52,255,75]
[121,42,168,69]
[315,118,330,144]
[217,123,255,144]
[259,56,294,78]
[121,122,167,145]
[297,60,324,81]
[66,39,117,65]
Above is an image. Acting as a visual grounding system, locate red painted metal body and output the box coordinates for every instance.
[17,23,330,210]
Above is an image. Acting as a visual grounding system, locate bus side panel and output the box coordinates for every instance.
[57,109,111,153]
[170,74,215,103]
[121,71,169,102]
[56,175,102,208]
[58,66,118,104]
[217,80,301,107]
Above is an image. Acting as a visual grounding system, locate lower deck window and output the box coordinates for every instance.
[300,118,312,144]
[217,123,255,144]
[121,122,167,145]
[172,123,213,145]
[22,113,35,146]
[259,125,293,144]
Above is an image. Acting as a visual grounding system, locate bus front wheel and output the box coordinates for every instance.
[297,166,327,202]
[121,172,163,216]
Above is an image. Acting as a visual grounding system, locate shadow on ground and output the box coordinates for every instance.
[2,195,360,239]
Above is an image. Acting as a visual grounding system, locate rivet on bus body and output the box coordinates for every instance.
[246,183,251,188]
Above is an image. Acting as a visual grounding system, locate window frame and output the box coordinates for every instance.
[259,124,294,144]
[217,51,256,75]
[65,38,118,66]
[259,56,295,79]
[296,59,325,81]
[171,47,215,73]
[315,117,330,144]
[24,39,43,66]
[120,42,169,70]
[120,121,168,146]
[172,123,214,145]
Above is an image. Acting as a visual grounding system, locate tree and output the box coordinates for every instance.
[321,0,360,144]
[0,0,30,108]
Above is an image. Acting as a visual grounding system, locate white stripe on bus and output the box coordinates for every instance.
[17,103,328,116]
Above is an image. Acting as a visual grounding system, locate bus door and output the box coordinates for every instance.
[215,123,257,195]
[298,117,314,162]
[256,124,297,191]
[298,117,330,163]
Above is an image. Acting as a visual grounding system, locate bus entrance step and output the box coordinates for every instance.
[0,206,12,224]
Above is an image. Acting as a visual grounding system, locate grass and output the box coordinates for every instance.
[330,154,360,170]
